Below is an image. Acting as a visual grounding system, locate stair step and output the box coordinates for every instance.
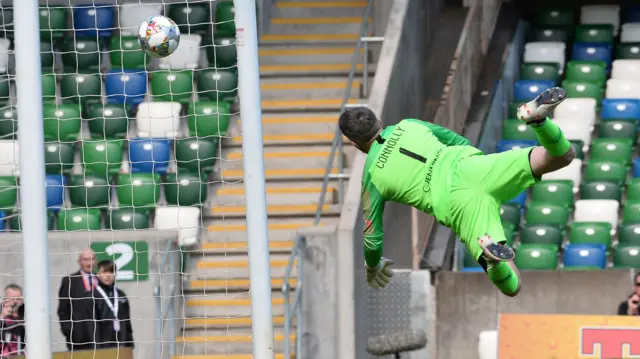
[184,316,289,329]
[260,63,374,76]
[269,17,363,35]
[213,182,339,206]
[260,33,361,45]
[273,1,368,18]
[171,354,287,359]
[220,146,342,171]
[210,204,340,219]
[259,46,362,65]
[260,77,361,100]
[186,278,296,292]
[183,293,287,317]
[219,167,341,181]
[203,217,338,243]
[261,98,362,112]
[176,330,293,355]
[199,240,294,254]
[193,254,295,279]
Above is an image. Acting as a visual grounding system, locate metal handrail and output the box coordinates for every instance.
[282,1,378,357]
[154,240,178,359]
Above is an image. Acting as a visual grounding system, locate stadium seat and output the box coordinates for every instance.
[531,180,574,208]
[116,173,161,208]
[215,1,235,35]
[60,73,102,107]
[520,225,563,247]
[601,99,640,120]
[42,104,82,142]
[175,137,218,174]
[563,243,607,269]
[167,2,210,35]
[42,73,57,104]
[553,98,597,126]
[624,201,640,224]
[523,42,566,72]
[497,140,538,153]
[0,8,12,39]
[68,175,112,208]
[565,61,607,83]
[81,139,125,176]
[128,138,172,174]
[157,34,202,70]
[73,5,114,38]
[9,210,56,232]
[164,172,207,206]
[535,9,574,28]
[187,101,231,138]
[206,36,237,68]
[151,70,194,104]
[508,191,527,207]
[40,41,55,73]
[109,36,149,70]
[45,174,65,211]
[606,79,640,99]
[508,101,527,118]
[515,244,558,270]
[598,121,637,144]
[619,224,640,245]
[0,141,18,177]
[61,38,100,72]
[583,161,627,185]
[632,159,640,179]
[525,202,569,228]
[570,140,585,160]
[106,207,149,230]
[589,138,633,165]
[136,102,182,139]
[561,80,604,104]
[44,142,74,175]
[570,222,612,247]
[502,120,537,141]
[626,6,640,23]
[0,176,17,209]
[155,206,201,247]
[0,211,5,231]
[0,76,10,107]
[0,39,10,74]
[574,199,619,229]
[196,69,238,102]
[528,27,569,44]
[57,208,102,231]
[575,24,614,44]
[572,43,612,65]
[0,107,16,140]
[612,60,640,82]
[552,118,592,146]
[621,23,640,43]
[503,223,516,246]
[86,104,131,140]
[463,247,481,269]
[105,70,147,107]
[39,6,68,41]
[542,158,583,185]
[579,181,622,201]
[614,245,640,268]
[628,178,640,202]
[117,4,163,36]
[581,5,620,35]
[500,203,521,228]
[514,80,556,102]
[617,43,640,60]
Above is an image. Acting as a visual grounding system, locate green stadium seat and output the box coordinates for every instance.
[39,6,68,41]
[503,222,516,246]
[167,2,211,35]
[42,73,57,104]
[463,247,480,268]
[624,201,640,225]
[215,1,235,35]
[579,181,622,201]
[57,208,102,231]
[0,76,10,107]
[43,104,82,142]
[196,69,238,102]
[41,41,55,73]
[565,61,607,83]
[151,70,194,104]
[525,202,569,228]
[0,107,16,140]
[164,172,207,206]
[613,245,640,268]
[619,224,640,246]
[206,36,237,67]
[531,180,574,208]
[508,101,527,119]
[60,73,102,108]
[520,224,563,247]
[529,27,570,43]
[9,210,56,232]
[535,9,574,28]
[110,35,148,70]
[617,43,640,60]
[628,178,640,202]
[502,119,537,141]
[175,137,219,174]
[500,203,521,228]
[106,208,149,230]
[599,120,637,145]
[515,244,558,270]
[0,176,17,209]
[561,80,604,104]
[68,175,112,208]
[590,138,633,165]
[186,101,231,138]
[44,142,75,174]
[81,140,125,176]
[61,38,100,72]
[575,24,614,44]
[570,222,612,247]
[116,173,161,208]
[0,9,13,39]
[86,104,130,140]
[570,140,585,160]
[583,161,627,185]
[520,63,561,83]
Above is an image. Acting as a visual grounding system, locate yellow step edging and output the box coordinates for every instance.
[261,33,359,41]
[189,278,297,289]
[260,63,365,72]
[171,355,287,359]
[221,168,339,178]
[261,98,359,108]
[202,241,294,251]
[232,133,338,143]
[185,316,287,326]
[260,81,360,91]
[185,297,285,307]
[177,333,295,343]
[197,259,292,269]
[208,222,314,232]
[226,150,330,160]
[211,204,331,215]
[271,17,364,25]
[259,47,360,56]
[276,1,367,8]
[217,186,335,196]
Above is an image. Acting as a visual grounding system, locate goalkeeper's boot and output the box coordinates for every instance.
[517,87,568,125]
[478,234,515,262]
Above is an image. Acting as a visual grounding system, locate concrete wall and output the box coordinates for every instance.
[0,230,181,359]
[435,270,636,359]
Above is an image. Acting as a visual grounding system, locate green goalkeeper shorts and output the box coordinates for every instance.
[447,147,540,261]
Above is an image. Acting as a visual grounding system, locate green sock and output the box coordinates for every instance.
[487,261,519,295]
[531,117,571,156]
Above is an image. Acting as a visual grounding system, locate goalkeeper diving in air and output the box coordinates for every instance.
[340,87,575,296]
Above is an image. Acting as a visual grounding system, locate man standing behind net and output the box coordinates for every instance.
[340,87,576,296]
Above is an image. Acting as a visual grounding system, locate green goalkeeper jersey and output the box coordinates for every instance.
[362,118,482,267]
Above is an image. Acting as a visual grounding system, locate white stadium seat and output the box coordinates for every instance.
[136,102,182,138]
[581,5,621,35]
[478,330,498,359]
[542,158,583,189]
[155,206,201,247]
[157,34,202,70]
[553,99,597,127]
[0,38,11,74]
[611,60,640,82]
[553,118,593,146]
[524,42,566,74]
[118,4,164,36]
[0,140,19,177]
[606,79,640,99]
[621,23,640,43]
[574,199,619,229]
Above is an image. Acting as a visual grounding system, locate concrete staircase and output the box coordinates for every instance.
[176,1,375,358]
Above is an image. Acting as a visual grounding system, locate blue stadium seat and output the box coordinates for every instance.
[128,138,172,174]
[0,210,5,231]
[513,80,556,102]
[563,243,607,269]
[601,99,640,121]
[624,6,640,23]
[73,5,114,38]
[508,191,527,207]
[45,174,66,211]
[461,267,485,272]
[633,158,640,178]
[105,70,147,107]
[572,43,613,66]
[497,140,538,153]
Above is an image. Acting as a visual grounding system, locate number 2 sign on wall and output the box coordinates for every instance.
[90,241,149,281]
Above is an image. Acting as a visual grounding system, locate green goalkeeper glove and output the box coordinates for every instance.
[366,257,395,289]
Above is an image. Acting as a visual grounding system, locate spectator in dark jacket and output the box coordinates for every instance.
[618,272,640,315]
[0,284,25,357]
[93,260,134,349]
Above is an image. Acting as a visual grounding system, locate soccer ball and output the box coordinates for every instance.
[137,15,180,58]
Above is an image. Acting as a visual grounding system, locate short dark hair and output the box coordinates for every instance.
[97,259,115,273]
[4,284,21,292]
[339,107,381,143]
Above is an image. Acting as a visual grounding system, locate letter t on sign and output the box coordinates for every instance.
[581,327,640,358]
